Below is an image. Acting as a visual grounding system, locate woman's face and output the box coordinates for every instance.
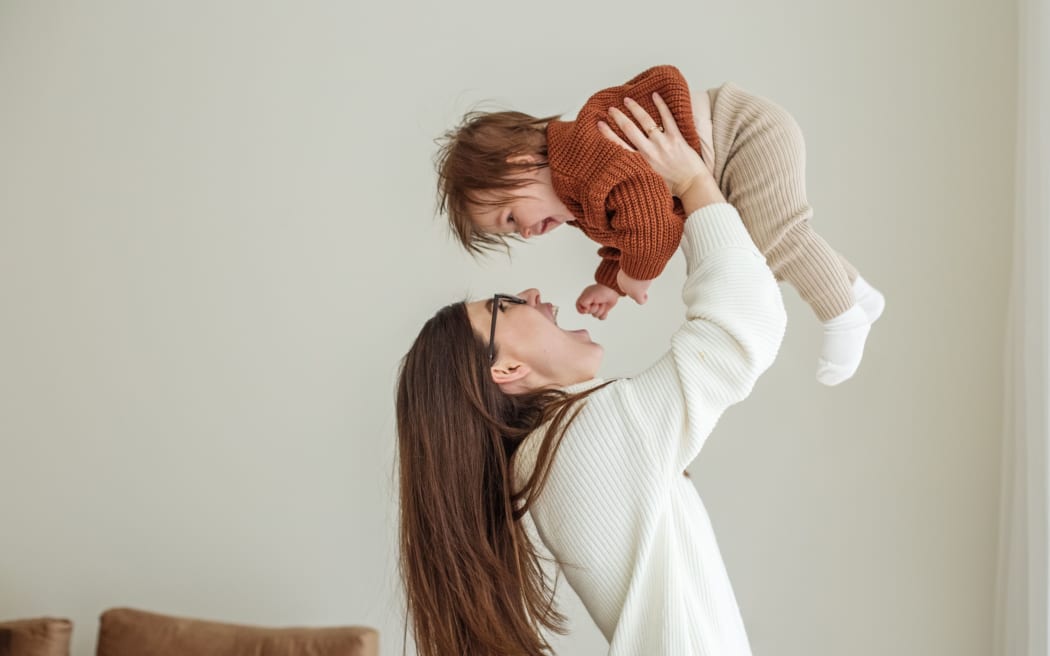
[466,289,603,394]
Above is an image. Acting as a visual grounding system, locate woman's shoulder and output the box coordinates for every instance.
[512,366,685,492]
[556,374,674,438]
[511,378,629,484]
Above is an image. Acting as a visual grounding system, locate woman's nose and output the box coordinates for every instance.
[517,288,541,305]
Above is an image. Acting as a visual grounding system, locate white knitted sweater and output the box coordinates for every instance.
[513,203,787,655]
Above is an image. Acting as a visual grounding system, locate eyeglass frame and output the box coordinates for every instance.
[488,293,527,363]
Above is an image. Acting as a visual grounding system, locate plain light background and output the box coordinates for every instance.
[0,1,1016,655]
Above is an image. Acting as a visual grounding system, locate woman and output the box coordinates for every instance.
[396,97,787,655]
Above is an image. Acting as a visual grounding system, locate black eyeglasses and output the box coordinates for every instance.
[488,293,527,362]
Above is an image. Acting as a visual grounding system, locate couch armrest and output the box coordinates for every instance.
[96,608,378,656]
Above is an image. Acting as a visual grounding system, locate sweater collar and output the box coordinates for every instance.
[560,377,606,395]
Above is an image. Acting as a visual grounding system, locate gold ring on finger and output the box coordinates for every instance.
[645,124,664,135]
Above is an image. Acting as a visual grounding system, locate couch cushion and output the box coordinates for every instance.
[96,608,378,656]
[0,617,72,656]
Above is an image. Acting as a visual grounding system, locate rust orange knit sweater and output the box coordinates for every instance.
[546,65,702,294]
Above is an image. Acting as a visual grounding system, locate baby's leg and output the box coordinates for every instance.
[841,254,886,324]
[710,83,883,385]
[690,90,717,173]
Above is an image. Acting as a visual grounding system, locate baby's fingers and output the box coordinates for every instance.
[577,295,598,314]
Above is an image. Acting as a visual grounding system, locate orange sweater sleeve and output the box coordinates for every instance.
[589,175,685,292]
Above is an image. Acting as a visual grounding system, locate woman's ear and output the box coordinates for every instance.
[490,361,531,387]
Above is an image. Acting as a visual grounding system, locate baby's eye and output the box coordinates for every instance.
[507,214,515,224]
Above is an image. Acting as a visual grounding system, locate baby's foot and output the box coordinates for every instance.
[816,277,886,386]
[853,275,886,323]
[816,304,872,386]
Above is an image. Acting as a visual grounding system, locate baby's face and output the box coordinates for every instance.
[471,166,574,239]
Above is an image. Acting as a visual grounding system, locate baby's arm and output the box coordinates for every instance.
[593,244,655,306]
[576,283,620,320]
[577,177,680,315]
[616,270,653,305]
[604,176,683,299]
[576,247,623,319]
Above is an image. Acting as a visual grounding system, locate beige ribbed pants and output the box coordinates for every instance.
[696,83,858,322]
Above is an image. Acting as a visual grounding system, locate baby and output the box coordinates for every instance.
[436,65,884,386]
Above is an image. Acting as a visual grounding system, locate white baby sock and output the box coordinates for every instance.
[852,275,886,323]
[816,305,871,386]
[815,276,885,386]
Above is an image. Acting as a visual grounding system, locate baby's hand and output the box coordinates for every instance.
[616,271,652,305]
[576,284,620,320]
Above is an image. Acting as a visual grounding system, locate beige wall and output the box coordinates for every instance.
[0,1,1015,654]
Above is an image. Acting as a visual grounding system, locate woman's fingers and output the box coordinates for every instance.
[605,94,681,149]
[607,106,653,153]
[623,97,665,140]
[651,93,683,140]
[598,120,634,152]
[604,94,710,199]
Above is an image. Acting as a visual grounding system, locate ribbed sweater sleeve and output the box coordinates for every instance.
[630,203,786,471]
[605,179,684,282]
[589,173,683,292]
[513,203,786,654]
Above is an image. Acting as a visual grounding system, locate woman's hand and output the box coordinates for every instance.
[598,93,719,202]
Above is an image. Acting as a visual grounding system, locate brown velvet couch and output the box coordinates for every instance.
[0,609,379,656]
[0,618,72,656]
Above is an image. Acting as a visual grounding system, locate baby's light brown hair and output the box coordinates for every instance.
[435,110,559,255]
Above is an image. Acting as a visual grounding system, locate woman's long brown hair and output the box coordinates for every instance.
[396,301,607,656]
